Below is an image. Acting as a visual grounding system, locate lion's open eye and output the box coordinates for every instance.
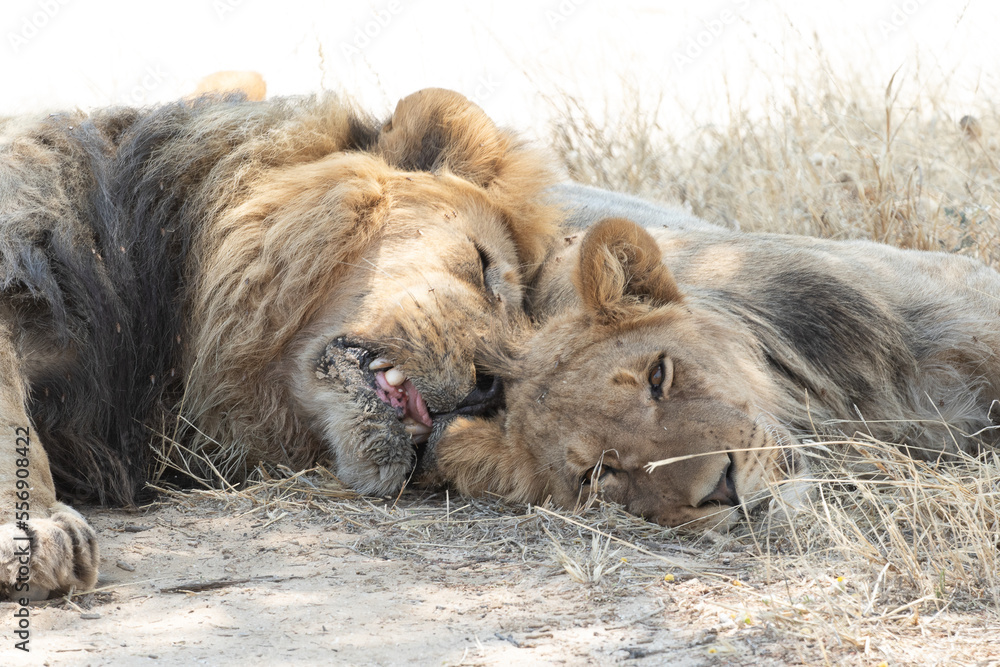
[649,357,672,400]
[649,361,665,399]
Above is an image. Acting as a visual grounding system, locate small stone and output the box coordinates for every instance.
[122,524,152,533]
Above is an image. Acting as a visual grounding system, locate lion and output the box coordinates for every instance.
[435,212,1000,530]
[0,88,558,598]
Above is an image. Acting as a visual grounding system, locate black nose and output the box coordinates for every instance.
[452,372,504,417]
[697,456,740,507]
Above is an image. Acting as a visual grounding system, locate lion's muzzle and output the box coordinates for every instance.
[449,373,504,418]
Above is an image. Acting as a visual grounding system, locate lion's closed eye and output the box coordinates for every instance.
[580,463,620,487]
[475,243,491,286]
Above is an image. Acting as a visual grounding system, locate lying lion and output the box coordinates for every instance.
[436,206,1000,531]
[0,88,557,598]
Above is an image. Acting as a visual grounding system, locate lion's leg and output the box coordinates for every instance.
[436,416,547,504]
[0,334,98,600]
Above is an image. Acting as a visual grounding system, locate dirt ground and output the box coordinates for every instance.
[4,475,1000,667]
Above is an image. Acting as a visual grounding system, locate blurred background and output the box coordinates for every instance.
[3,0,998,256]
[1,0,993,132]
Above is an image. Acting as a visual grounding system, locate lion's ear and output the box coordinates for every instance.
[377,88,559,284]
[376,88,508,187]
[576,217,682,323]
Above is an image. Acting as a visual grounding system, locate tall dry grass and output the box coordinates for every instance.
[547,72,1000,268]
[544,63,1000,653]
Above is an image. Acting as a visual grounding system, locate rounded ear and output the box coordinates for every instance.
[375,88,560,284]
[576,217,682,323]
[375,88,508,187]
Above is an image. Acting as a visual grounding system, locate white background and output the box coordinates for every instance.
[0,0,995,134]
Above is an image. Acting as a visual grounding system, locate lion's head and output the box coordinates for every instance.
[436,218,797,530]
[179,89,558,495]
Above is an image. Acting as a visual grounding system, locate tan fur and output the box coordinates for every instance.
[191,70,267,101]
[437,217,1000,530]
[0,322,99,597]
[180,89,558,481]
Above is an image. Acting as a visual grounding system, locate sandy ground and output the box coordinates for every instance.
[3,486,999,666]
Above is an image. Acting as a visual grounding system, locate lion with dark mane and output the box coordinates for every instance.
[435,200,1000,531]
[0,88,557,597]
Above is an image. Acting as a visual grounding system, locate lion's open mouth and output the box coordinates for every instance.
[318,337,505,449]
[370,358,433,443]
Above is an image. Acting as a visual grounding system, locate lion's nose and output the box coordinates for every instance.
[696,455,739,507]
[451,372,504,417]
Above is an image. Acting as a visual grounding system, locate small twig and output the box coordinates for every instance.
[494,633,521,648]
[160,575,301,594]
[863,561,893,616]
[607,602,666,630]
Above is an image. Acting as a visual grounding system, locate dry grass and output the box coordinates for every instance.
[544,60,1000,659]
[548,71,1000,269]
[740,440,1000,654]
[151,459,731,589]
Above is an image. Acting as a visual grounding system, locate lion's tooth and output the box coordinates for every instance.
[404,422,432,437]
[384,368,406,386]
[369,357,393,371]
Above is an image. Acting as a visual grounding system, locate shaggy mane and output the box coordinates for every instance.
[1,90,558,503]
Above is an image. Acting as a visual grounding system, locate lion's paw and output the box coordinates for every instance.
[337,454,414,497]
[0,503,99,600]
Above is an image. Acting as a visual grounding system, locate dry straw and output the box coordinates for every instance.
[544,55,1000,657]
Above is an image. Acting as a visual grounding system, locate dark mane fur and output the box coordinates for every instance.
[1,95,380,506]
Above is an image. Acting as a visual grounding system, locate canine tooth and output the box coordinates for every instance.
[384,368,406,386]
[369,357,393,371]
[405,422,432,437]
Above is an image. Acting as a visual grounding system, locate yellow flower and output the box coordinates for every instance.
[731,579,743,587]
[707,648,717,654]
[836,576,845,583]
[664,573,675,582]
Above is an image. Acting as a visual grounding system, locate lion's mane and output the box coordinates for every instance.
[1,91,555,505]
